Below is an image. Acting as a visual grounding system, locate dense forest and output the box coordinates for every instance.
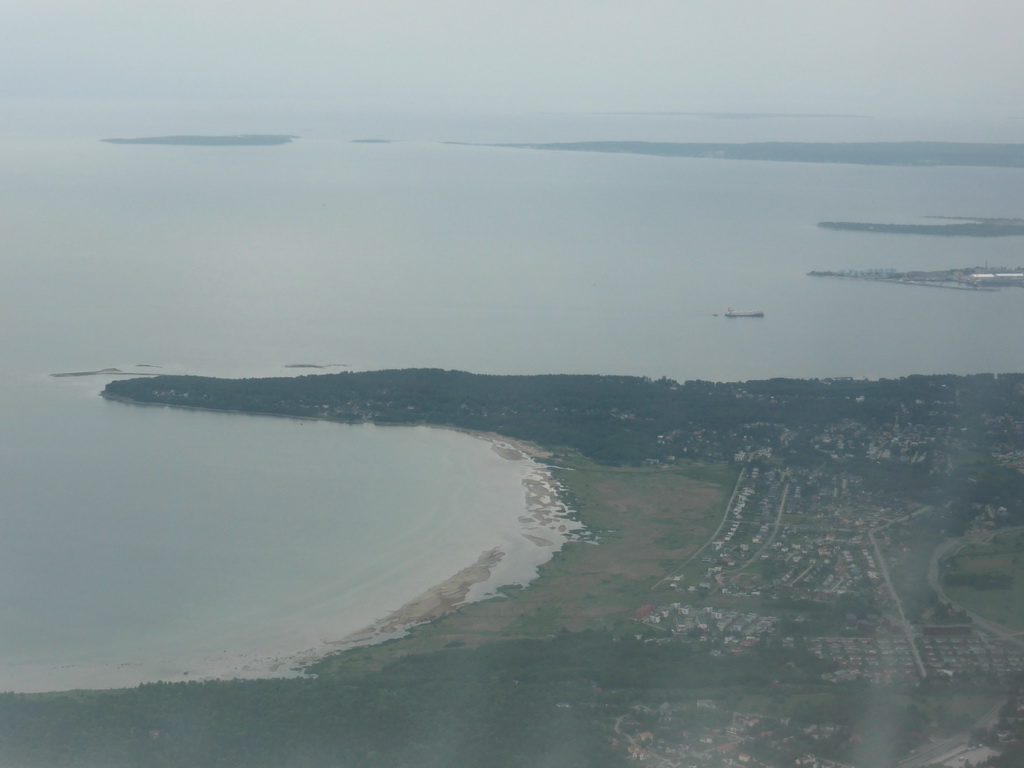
[103,368,1024,465]
[480,140,1024,167]
[0,633,831,768]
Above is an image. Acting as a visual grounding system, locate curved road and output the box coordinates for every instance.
[927,525,1024,648]
[653,466,746,590]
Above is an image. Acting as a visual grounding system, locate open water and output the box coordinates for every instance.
[2,101,1023,691]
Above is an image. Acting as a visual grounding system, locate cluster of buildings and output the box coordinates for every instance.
[807,636,917,683]
[613,703,858,768]
[609,379,1024,764]
[961,271,1024,287]
[807,417,953,470]
[803,629,1024,683]
[634,603,778,649]
[661,464,900,606]
[628,440,1024,689]
[919,632,1024,678]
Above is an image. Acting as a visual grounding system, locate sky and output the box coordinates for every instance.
[4,0,1023,117]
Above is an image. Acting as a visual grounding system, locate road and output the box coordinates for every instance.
[894,525,1024,767]
[653,466,746,590]
[716,476,789,590]
[895,700,1003,768]
[927,525,1024,649]
[869,508,932,678]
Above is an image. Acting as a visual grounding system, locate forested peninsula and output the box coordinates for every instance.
[103,368,1024,470]
[819,217,1024,236]
[10,369,1024,768]
[476,140,1024,167]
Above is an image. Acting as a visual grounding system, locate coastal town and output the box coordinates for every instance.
[607,379,1024,766]
[616,458,1024,765]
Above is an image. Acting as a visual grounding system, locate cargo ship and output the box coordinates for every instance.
[725,309,764,318]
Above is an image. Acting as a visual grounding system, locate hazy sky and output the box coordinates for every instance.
[5,0,1023,116]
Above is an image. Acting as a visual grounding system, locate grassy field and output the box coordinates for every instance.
[313,458,734,676]
[943,531,1024,631]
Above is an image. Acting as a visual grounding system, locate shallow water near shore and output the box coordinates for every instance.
[3,102,1024,691]
[0,377,574,692]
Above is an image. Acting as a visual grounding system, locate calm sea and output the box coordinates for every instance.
[2,100,1023,691]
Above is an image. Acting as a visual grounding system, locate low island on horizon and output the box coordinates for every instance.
[102,134,299,146]
[809,264,1024,290]
[818,216,1024,236]
[468,139,1024,168]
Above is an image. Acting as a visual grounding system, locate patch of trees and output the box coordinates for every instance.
[942,572,1014,590]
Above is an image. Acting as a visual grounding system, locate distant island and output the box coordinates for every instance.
[51,367,161,378]
[819,216,1024,236]
[809,265,1024,290]
[470,140,1024,168]
[589,111,866,120]
[102,135,298,146]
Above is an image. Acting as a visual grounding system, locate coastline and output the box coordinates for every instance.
[174,434,580,682]
[321,439,578,655]
[38,396,580,690]
[99,392,553,462]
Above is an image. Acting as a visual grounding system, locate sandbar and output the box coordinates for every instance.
[317,435,579,654]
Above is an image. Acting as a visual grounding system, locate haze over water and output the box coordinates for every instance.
[3,102,1023,691]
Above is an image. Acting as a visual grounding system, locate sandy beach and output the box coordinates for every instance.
[331,547,507,648]
[322,433,579,654]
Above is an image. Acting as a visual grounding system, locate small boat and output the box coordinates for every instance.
[725,309,764,318]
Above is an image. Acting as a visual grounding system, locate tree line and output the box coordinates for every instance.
[103,369,1024,466]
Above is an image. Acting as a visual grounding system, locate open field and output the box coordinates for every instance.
[312,459,734,676]
[943,531,1024,632]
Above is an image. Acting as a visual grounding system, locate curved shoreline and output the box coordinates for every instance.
[328,547,507,649]
[321,448,577,656]
[99,392,551,457]
[92,392,579,683]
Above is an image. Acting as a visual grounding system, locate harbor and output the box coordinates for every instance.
[806,267,1024,291]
